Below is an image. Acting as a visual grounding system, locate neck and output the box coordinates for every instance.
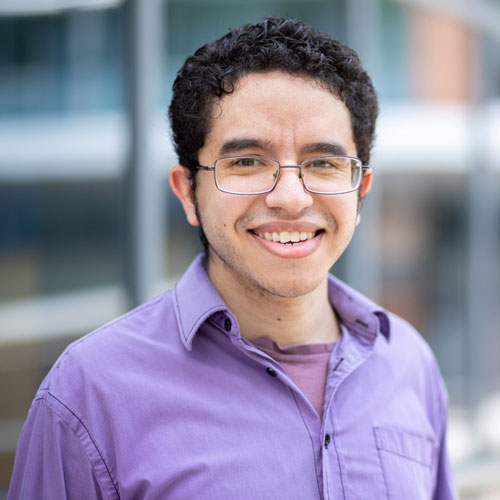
[207,256,340,347]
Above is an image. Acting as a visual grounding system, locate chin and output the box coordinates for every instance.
[253,275,324,299]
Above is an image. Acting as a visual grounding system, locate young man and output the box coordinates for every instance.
[9,17,457,499]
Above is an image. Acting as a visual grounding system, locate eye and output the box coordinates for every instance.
[309,160,332,168]
[232,157,265,167]
[306,157,346,170]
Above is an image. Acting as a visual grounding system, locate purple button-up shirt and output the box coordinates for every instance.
[9,255,457,499]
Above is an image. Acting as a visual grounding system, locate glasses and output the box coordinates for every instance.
[196,155,367,195]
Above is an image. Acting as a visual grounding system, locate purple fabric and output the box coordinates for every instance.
[9,254,457,500]
[251,335,336,418]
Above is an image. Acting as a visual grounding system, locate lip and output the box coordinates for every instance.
[249,222,322,234]
[249,229,324,258]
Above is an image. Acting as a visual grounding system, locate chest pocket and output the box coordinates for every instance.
[374,426,438,500]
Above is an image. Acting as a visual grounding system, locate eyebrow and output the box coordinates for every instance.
[300,142,348,156]
[219,138,273,157]
[218,138,349,157]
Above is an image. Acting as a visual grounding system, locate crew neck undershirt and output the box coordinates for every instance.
[251,335,336,419]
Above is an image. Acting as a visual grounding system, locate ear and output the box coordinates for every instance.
[360,167,373,199]
[169,165,200,227]
[356,167,373,225]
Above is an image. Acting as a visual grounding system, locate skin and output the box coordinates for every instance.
[170,71,372,346]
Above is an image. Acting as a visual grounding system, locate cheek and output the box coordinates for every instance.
[197,189,247,233]
[328,195,358,224]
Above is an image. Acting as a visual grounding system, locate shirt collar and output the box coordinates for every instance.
[173,254,390,351]
[173,254,233,350]
[327,275,391,343]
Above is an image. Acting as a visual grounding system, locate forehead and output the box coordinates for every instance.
[202,71,355,158]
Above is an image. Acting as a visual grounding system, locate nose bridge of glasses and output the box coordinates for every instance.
[270,164,309,199]
[280,164,302,171]
[274,164,303,180]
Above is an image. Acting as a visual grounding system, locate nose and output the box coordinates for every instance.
[264,166,314,213]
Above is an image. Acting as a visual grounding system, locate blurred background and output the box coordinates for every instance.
[0,0,499,497]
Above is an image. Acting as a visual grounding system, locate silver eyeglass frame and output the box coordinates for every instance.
[196,155,369,195]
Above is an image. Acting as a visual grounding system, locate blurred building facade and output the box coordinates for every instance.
[0,0,499,497]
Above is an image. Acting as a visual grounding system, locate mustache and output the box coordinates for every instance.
[235,208,338,232]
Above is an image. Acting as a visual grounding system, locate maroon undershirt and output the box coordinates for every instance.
[251,335,336,419]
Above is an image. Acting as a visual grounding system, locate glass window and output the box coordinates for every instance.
[0,8,124,117]
[0,181,123,302]
[164,0,347,101]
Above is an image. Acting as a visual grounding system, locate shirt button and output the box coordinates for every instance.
[266,367,278,377]
[224,318,232,331]
[324,433,331,449]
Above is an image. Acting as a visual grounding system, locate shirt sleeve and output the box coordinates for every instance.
[432,372,459,500]
[432,418,458,500]
[8,391,118,500]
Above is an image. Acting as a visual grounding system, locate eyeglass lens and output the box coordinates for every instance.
[214,156,361,194]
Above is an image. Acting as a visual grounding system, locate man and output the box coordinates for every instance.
[9,17,457,499]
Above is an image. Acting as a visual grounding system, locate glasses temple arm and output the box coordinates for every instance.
[196,165,215,172]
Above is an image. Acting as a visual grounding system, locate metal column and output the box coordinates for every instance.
[344,0,383,301]
[124,0,165,307]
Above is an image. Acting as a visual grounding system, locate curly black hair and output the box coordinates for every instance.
[169,16,378,178]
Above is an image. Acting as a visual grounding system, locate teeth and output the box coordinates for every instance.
[258,231,316,243]
[279,232,290,243]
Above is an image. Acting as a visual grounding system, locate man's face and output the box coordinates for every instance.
[172,71,362,299]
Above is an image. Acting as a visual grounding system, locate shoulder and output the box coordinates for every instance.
[373,309,449,430]
[329,274,447,404]
[384,310,445,397]
[329,273,439,370]
[385,310,437,364]
[40,289,181,406]
[13,289,188,499]
[338,287,450,440]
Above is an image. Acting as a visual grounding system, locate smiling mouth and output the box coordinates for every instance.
[253,230,321,244]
